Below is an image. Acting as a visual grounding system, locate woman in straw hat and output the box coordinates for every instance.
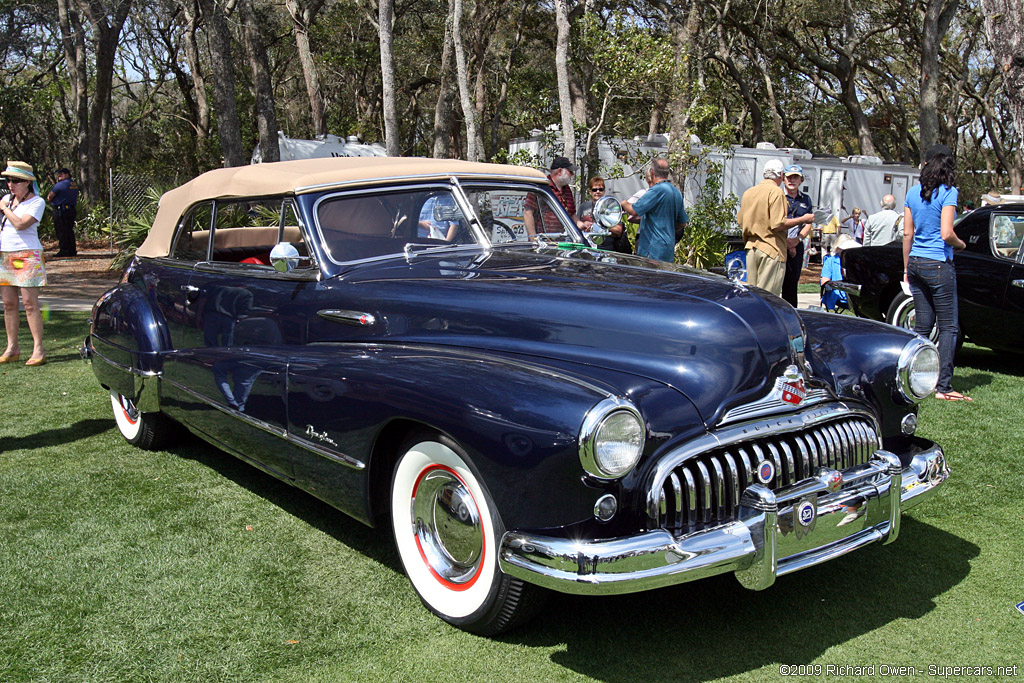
[1,161,48,365]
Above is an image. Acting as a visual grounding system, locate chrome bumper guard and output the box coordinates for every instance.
[499,446,947,595]
[828,280,862,297]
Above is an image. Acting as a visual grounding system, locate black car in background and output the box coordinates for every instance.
[842,203,1024,353]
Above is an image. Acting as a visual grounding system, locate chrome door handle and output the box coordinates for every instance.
[1012,279,1024,289]
[181,284,200,301]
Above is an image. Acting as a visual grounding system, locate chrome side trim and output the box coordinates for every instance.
[318,309,377,326]
[163,378,366,470]
[829,280,863,296]
[499,444,948,595]
[89,343,162,379]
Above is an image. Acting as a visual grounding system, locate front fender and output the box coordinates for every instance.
[800,309,919,444]
[286,344,700,531]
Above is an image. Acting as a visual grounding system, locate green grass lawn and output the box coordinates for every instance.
[1,312,1021,682]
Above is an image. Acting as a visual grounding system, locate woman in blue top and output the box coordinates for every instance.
[903,144,970,401]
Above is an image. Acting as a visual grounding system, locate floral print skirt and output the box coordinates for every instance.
[0,250,47,288]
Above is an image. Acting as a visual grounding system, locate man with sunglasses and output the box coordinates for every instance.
[523,156,592,237]
[579,177,631,254]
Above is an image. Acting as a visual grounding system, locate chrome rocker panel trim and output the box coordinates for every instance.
[498,445,947,595]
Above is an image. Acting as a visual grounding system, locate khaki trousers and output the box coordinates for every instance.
[746,248,785,296]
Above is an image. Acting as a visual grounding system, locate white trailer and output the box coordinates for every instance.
[251,131,386,164]
[508,132,919,226]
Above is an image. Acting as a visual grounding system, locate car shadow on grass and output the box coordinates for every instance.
[956,345,1024,378]
[0,418,112,452]
[165,433,400,571]
[509,518,977,682]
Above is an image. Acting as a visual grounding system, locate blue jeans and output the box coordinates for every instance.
[907,256,958,392]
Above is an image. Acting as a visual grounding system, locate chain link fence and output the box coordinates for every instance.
[90,171,181,253]
[111,173,162,222]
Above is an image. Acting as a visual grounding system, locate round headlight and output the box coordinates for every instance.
[580,399,645,479]
[897,338,940,402]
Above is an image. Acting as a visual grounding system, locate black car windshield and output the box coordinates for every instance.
[463,185,583,245]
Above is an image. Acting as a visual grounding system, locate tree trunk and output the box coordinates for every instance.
[980,0,1024,189]
[489,2,527,157]
[553,0,575,161]
[180,2,211,150]
[74,0,132,199]
[287,0,327,137]
[199,0,246,166]
[452,0,482,160]
[920,0,959,158]
[378,0,399,156]
[239,0,280,163]
[432,1,456,158]
[666,5,699,158]
[55,0,88,187]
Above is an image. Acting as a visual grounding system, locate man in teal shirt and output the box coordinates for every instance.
[628,158,688,262]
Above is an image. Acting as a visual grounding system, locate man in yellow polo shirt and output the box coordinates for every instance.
[738,159,788,296]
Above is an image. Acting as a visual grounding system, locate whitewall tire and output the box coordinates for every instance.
[390,432,542,634]
[110,390,170,450]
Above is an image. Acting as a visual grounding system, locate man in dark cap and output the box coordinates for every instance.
[47,167,79,257]
[780,164,815,306]
[523,156,591,237]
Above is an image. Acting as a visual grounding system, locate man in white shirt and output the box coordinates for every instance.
[862,195,904,247]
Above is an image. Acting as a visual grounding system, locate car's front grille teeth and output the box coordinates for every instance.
[656,417,880,532]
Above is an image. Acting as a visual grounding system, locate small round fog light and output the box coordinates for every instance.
[901,413,918,435]
[594,494,618,522]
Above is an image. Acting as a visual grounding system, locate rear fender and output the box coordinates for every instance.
[89,285,170,409]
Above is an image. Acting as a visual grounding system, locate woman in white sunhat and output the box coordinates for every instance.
[0,161,48,366]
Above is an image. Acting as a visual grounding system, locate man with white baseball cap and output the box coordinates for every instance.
[737,158,788,295]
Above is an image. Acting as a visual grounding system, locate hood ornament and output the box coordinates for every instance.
[778,364,807,405]
[726,257,747,289]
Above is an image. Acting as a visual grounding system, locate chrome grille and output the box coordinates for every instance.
[655,415,880,533]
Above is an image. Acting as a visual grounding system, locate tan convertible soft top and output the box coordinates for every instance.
[136,157,548,258]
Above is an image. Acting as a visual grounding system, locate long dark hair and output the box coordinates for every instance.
[919,153,956,201]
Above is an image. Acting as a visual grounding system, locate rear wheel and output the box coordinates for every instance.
[886,293,963,352]
[390,431,543,635]
[110,390,171,450]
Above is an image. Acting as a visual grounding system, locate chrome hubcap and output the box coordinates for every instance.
[896,300,938,342]
[412,468,483,584]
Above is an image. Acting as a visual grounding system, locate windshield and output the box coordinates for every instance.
[315,187,481,262]
[463,185,583,245]
[314,183,584,263]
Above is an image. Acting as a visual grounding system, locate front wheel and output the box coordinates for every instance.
[390,432,543,635]
[110,390,171,450]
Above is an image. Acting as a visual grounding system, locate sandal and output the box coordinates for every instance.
[25,357,46,367]
[0,353,20,364]
[935,391,973,402]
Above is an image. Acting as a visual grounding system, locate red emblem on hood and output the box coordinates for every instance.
[780,378,806,405]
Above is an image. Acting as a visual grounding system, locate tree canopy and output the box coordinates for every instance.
[1,0,1020,202]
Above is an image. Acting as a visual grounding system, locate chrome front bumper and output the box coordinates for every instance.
[498,446,947,595]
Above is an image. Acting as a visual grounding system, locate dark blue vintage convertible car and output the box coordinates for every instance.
[84,158,949,634]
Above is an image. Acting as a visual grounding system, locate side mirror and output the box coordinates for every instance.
[593,196,623,231]
[270,242,300,273]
